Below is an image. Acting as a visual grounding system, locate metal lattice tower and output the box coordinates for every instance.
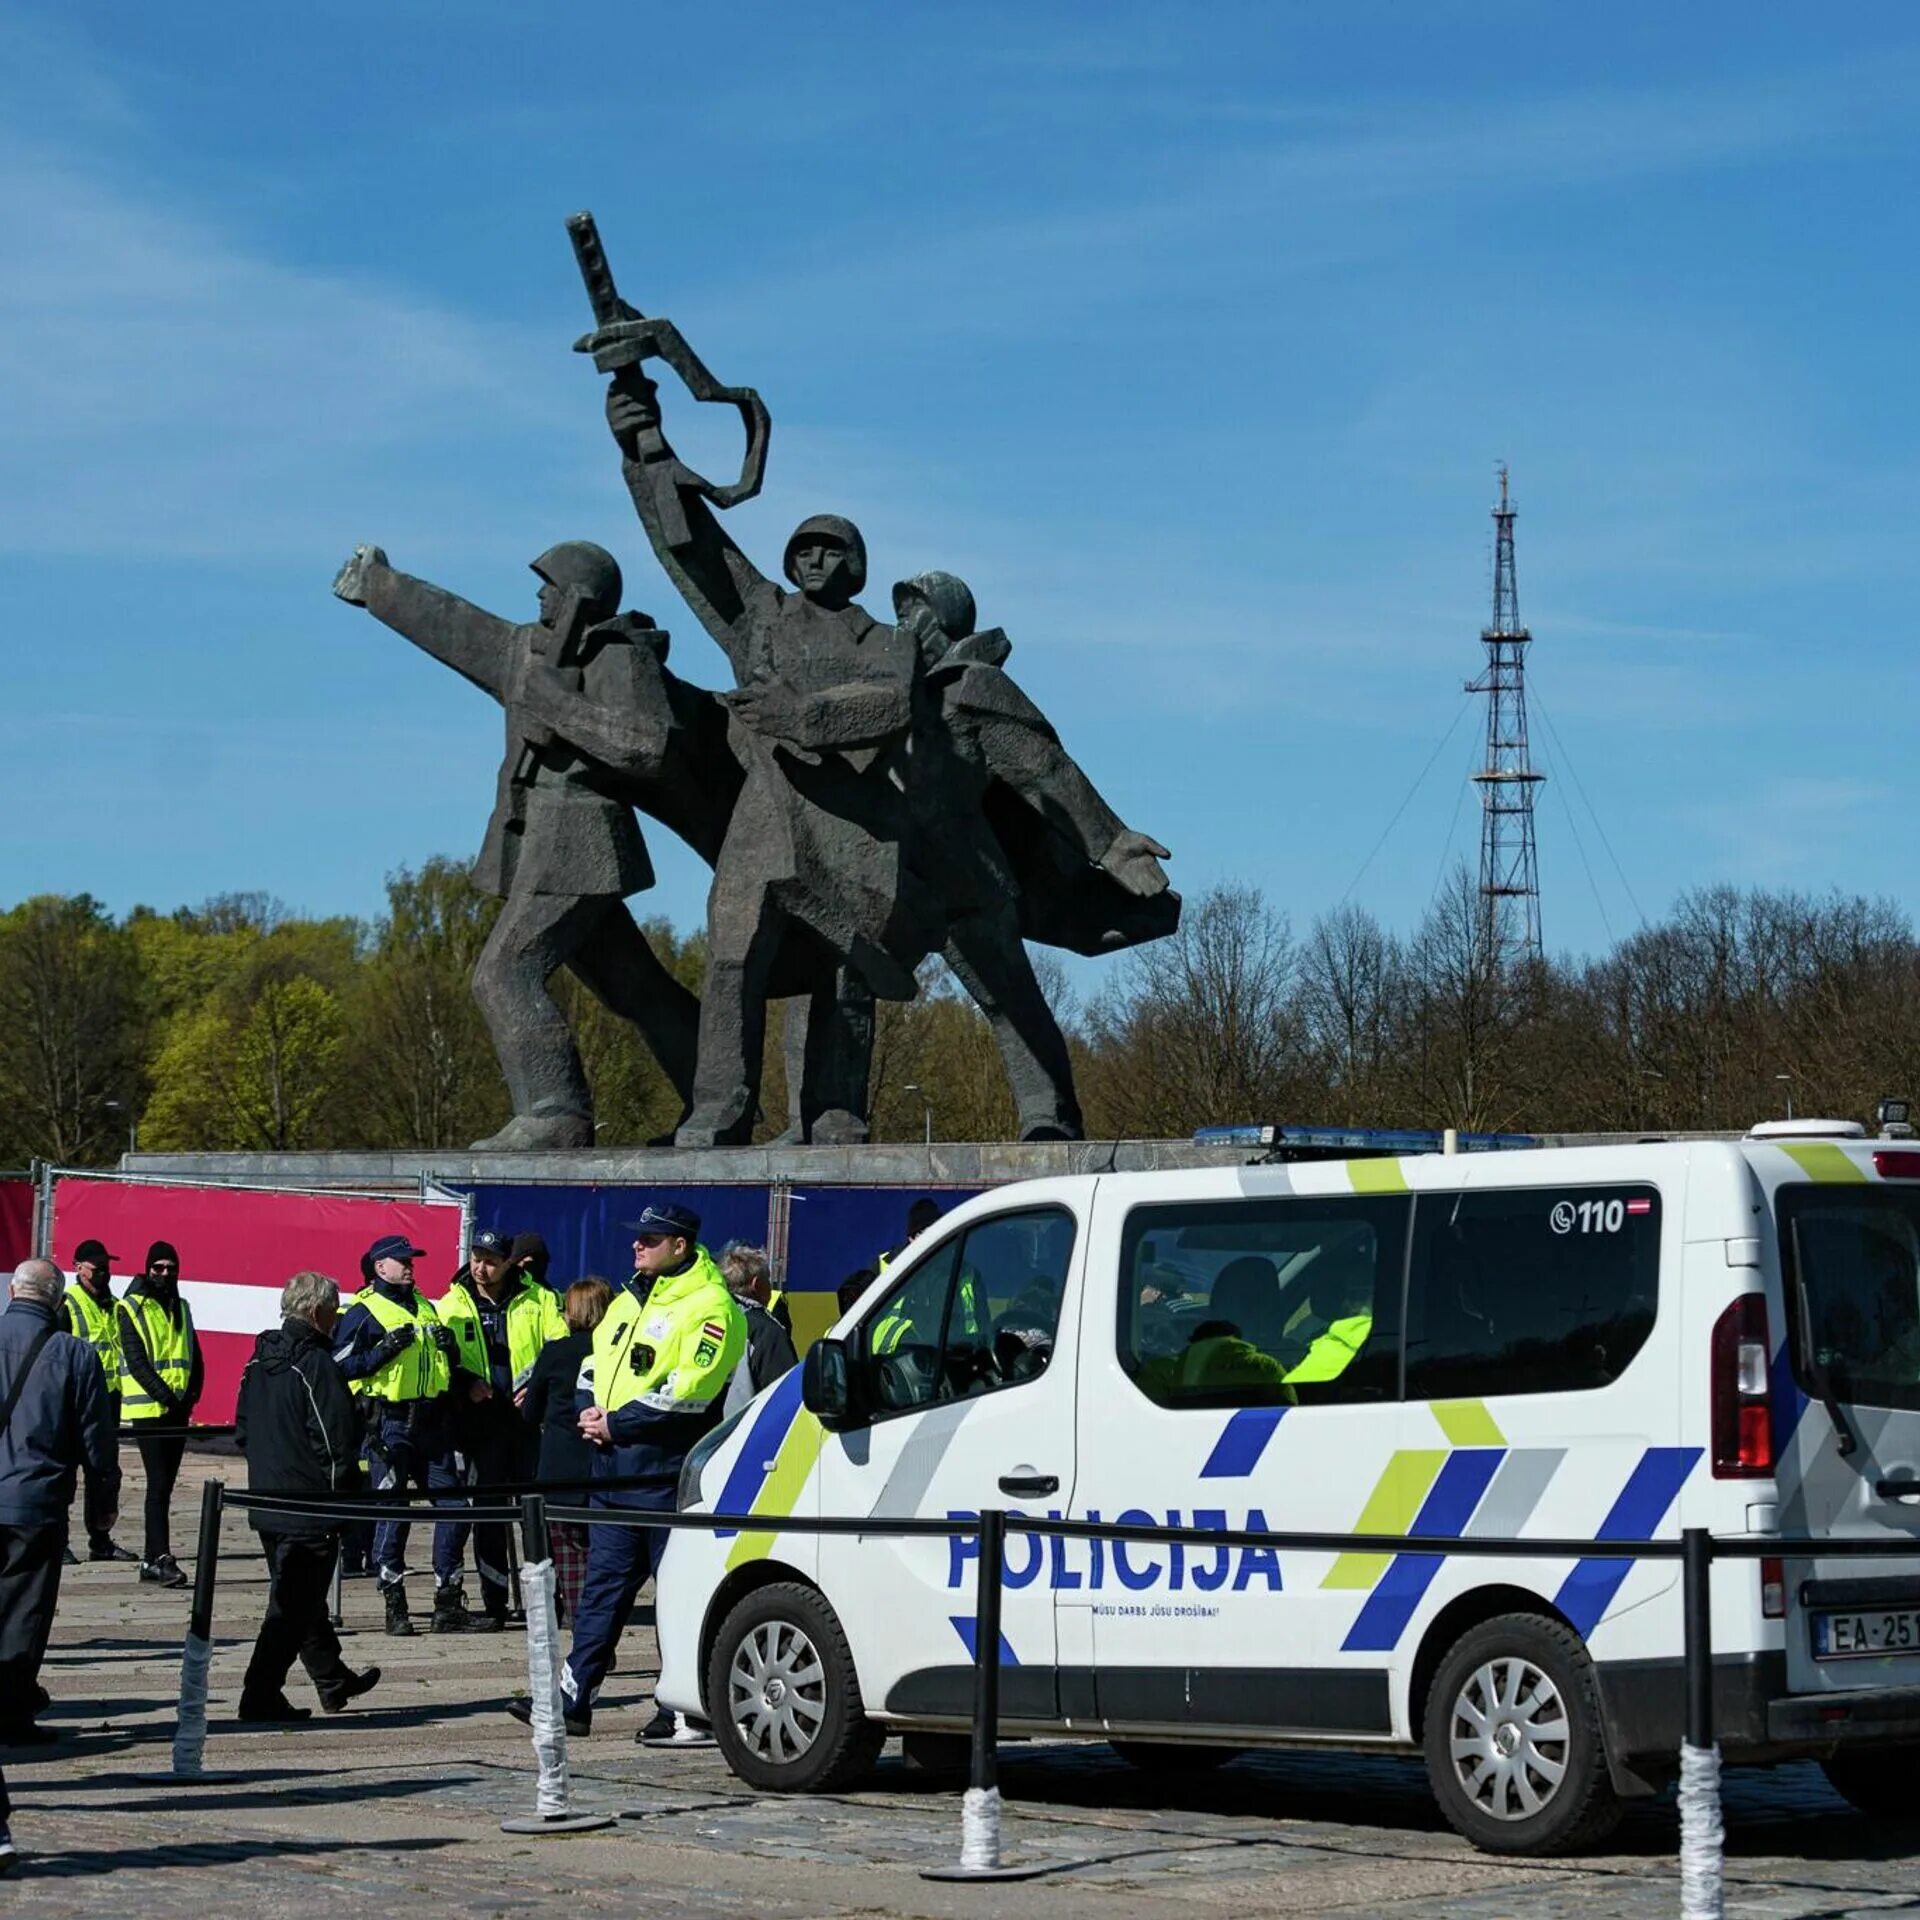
[1465,466,1544,968]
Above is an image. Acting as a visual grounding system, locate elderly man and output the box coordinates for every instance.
[234,1271,381,1723]
[719,1243,797,1417]
[0,1258,117,1749]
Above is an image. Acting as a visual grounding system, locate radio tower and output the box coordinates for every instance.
[1466,466,1544,968]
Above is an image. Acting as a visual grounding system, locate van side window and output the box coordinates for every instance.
[1779,1185,1920,1414]
[1117,1196,1409,1409]
[1405,1186,1660,1401]
[859,1207,1076,1418]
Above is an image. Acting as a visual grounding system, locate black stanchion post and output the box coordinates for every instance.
[1683,1527,1713,1750]
[189,1478,224,1646]
[520,1491,550,1566]
[971,1508,1004,1798]
[1677,1525,1725,1919]
[172,1478,225,1776]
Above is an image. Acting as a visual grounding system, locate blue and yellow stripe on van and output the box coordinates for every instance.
[706,1367,827,1570]
[1319,1393,1699,1651]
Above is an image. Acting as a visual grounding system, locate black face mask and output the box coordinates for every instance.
[147,1268,179,1294]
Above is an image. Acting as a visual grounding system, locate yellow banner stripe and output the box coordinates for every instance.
[1322,1449,1447,1589]
[1432,1399,1505,1447]
[1346,1157,1409,1194]
[1778,1142,1868,1185]
[725,1410,827,1570]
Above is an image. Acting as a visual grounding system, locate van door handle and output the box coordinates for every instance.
[1875,1478,1920,1502]
[998,1473,1058,1498]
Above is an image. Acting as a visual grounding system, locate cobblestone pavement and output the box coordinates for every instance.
[4,1447,1917,1917]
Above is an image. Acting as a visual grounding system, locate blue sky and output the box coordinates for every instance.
[4,2,1917,979]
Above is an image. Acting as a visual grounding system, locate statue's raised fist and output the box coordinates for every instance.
[332,544,388,606]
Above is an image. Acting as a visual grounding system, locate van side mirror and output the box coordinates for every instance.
[802,1337,861,1430]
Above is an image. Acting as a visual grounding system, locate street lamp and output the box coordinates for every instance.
[903,1084,933,1147]
[1775,1074,1794,1121]
[103,1100,136,1157]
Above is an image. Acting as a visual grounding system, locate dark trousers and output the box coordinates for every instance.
[367,1417,463,1588]
[560,1495,668,1708]
[243,1533,353,1705]
[75,1400,123,1552]
[0,1522,65,1727]
[439,1411,530,1617]
[134,1428,187,1562]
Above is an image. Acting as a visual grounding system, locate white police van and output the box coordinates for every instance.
[658,1127,1920,1853]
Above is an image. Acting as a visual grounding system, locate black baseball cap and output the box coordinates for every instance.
[366,1233,426,1264]
[74,1238,114,1266]
[471,1228,511,1257]
[623,1202,701,1240]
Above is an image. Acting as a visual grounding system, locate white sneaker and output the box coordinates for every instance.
[639,1710,715,1748]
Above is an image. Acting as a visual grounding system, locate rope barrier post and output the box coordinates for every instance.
[172,1478,224,1777]
[501,1491,610,1835]
[1678,1527,1724,1920]
[329,1541,344,1629]
[923,1511,1042,1882]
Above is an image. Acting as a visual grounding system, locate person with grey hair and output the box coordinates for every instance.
[232,1271,380,1722]
[0,1257,118,1775]
[720,1242,797,1417]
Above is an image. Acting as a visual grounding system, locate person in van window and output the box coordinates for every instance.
[1283,1254,1374,1385]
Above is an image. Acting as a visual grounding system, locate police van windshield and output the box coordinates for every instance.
[1779,1185,1920,1414]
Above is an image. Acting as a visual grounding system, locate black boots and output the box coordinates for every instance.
[383,1584,416,1637]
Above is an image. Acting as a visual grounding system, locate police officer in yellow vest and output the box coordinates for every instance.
[509,1201,743,1742]
[117,1240,203,1588]
[435,1227,565,1629]
[63,1240,131,1565]
[331,1233,467,1636]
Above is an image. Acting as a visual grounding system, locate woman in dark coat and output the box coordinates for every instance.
[518,1277,610,1623]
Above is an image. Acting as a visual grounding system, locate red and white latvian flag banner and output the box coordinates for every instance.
[51,1177,466,1428]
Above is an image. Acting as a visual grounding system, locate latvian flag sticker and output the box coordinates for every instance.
[702,1320,728,1341]
[1626,1199,1653,1215]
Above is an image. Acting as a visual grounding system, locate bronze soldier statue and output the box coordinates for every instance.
[332,541,705,1148]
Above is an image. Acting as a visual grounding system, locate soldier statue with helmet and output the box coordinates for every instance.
[333,538,708,1149]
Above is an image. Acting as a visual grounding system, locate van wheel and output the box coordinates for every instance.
[706,1582,883,1793]
[1423,1614,1623,1855]
[1821,1746,1920,1820]
[1110,1740,1239,1774]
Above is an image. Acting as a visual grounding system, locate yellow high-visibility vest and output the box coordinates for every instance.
[118,1294,195,1421]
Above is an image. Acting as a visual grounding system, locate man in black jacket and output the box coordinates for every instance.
[233,1270,380,1723]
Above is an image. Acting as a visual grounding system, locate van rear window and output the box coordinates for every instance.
[1404,1186,1660,1401]
[1779,1185,1920,1414]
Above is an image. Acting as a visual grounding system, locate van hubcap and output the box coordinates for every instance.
[729,1620,827,1765]
[1448,1656,1569,1821]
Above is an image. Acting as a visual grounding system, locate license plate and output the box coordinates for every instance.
[1813,1607,1920,1658]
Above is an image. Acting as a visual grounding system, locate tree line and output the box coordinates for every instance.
[1,861,1914,1167]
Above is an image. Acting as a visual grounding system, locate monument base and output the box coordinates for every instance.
[119,1137,1253,1193]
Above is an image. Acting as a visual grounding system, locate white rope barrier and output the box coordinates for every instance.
[1677,1741,1725,1920]
[171,1631,211,1777]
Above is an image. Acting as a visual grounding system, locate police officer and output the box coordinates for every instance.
[62,1240,131,1564]
[509,1201,742,1740]
[435,1227,565,1629]
[331,1234,467,1636]
[117,1240,203,1587]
